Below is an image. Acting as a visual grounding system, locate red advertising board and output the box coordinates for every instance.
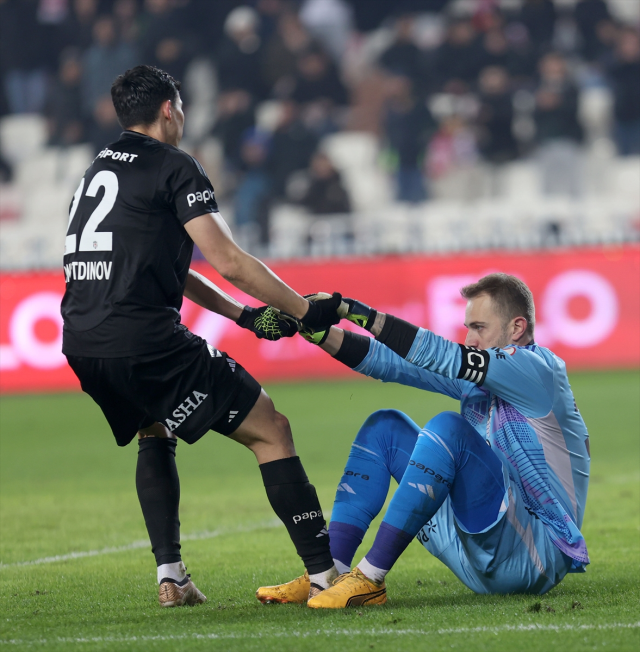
[1,246,638,393]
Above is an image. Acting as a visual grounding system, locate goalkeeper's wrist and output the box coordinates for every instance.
[363,309,378,331]
[301,328,330,346]
[375,314,419,359]
[333,331,371,368]
[345,298,377,331]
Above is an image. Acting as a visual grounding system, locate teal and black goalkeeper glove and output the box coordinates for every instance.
[236,305,300,341]
[344,298,377,331]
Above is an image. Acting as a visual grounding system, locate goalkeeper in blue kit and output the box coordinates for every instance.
[256,274,590,607]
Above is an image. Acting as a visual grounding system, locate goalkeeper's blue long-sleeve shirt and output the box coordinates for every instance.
[350,327,590,570]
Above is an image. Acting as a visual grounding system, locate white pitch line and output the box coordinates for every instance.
[0,622,638,646]
[0,519,282,570]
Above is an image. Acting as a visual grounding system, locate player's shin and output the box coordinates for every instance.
[136,437,183,582]
[357,432,455,584]
[329,452,392,573]
[328,523,364,574]
[259,456,337,588]
[329,410,419,573]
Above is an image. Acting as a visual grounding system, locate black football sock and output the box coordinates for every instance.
[136,437,182,565]
[259,456,334,574]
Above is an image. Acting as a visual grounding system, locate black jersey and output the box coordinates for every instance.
[61,131,218,357]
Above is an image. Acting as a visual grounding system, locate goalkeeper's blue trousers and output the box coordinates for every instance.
[329,409,572,594]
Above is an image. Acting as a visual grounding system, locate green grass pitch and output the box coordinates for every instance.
[1,370,638,651]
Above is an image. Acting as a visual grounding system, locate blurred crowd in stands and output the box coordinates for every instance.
[1,0,639,247]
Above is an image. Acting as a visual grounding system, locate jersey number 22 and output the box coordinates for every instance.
[65,170,118,254]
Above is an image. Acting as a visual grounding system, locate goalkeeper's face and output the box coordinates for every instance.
[464,293,516,350]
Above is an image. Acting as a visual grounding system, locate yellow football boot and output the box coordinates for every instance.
[256,572,311,604]
[307,568,386,609]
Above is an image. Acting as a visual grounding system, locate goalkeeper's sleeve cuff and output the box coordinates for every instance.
[334,331,371,368]
[376,315,419,359]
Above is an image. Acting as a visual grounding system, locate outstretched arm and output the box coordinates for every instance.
[185,213,308,317]
[184,212,343,332]
[185,269,300,341]
[184,269,244,321]
[340,300,554,417]
[308,326,463,400]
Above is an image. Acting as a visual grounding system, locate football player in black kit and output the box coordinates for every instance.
[61,65,343,607]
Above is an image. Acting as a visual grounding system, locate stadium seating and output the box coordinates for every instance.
[1,117,638,269]
[0,115,94,269]
[322,132,393,211]
[0,114,48,163]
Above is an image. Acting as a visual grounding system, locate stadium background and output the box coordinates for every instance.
[0,4,639,651]
[0,0,639,391]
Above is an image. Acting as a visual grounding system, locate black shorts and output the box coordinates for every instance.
[66,328,262,447]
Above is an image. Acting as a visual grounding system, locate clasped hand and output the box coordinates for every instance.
[237,293,375,342]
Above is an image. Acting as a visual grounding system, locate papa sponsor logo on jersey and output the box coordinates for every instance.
[408,459,452,488]
[64,260,113,283]
[186,189,215,207]
[344,470,369,480]
[164,390,209,431]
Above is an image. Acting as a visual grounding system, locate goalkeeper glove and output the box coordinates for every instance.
[297,292,348,345]
[299,325,329,345]
[300,292,348,331]
[236,305,300,341]
[344,298,377,331]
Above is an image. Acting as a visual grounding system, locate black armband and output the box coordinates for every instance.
[457,345,490,385]
[334,331,371,368]
[375,315,419,359]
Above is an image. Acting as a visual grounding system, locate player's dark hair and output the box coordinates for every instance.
[460,273,535,338]
[111,65,181,129]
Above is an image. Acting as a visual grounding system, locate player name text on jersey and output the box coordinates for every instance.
[64,260,113,283]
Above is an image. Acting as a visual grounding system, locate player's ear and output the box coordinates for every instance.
[160,99,172,121]
[512,316,528,342]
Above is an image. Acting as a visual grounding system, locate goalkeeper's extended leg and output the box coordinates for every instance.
[309,412,506,608]
[328,409,420,572]
[255,409,419,603]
